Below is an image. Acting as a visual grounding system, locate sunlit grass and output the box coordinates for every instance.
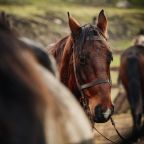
[0,5,45,17]
[0,1,143,20]
[111,54,120,67]
[111,71,119,84]
[110,39,132,50]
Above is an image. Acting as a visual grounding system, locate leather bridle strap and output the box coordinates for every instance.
[81,79,111,90]
[72,51,94,124]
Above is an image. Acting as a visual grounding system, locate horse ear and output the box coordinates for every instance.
[67,12,80,33]
[0,11,11,31]
[97,9,108,36]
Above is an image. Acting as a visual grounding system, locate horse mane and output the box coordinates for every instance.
[59,36,73,83]
[48,36,69,63]
[48,35,74,84]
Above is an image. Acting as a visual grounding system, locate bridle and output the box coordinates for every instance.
[72,24,112,121]
[72,24,126,143]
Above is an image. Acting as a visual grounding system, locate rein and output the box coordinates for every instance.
[93,118,127,144]
[72,24,126,143]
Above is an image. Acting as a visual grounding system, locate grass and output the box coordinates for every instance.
[111,71,119,84]
[110,39,132,50]
[0,5,44,17]
[0,1,143,41]
[0,1,143,20]
[0,1,143,37]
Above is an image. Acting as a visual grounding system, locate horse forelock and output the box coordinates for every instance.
[73,24,106,58]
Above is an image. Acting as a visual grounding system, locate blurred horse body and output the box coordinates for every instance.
[0,12,93,144]
[119,33,144,139]
[48,10,114,123]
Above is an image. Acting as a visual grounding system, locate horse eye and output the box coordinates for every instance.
[107,52,113,64]
[109,52,113,61]
[111,55,113,61]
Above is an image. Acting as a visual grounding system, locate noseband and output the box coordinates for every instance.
[72,24,112,122]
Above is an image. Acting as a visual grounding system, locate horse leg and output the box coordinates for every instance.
[132,112,142,132]
[127,82,143,136]
[128,84,143,137]
[128,94,143,141]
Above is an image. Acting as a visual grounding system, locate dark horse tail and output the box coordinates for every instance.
[127,56,142,116]
[121,55,144,143]
[127,55,143,140]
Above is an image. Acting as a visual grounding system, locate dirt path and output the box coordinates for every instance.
[93,113,144,144]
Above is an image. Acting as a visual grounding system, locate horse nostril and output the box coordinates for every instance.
[94,105,112,123]
[94,104,114,123]
[95,105,103,115]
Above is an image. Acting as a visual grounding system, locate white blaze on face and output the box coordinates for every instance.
[103,108,111,119]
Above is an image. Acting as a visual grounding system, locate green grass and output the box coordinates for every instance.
[111,55,120,66]
[0,1,143,38]
[0,5,45,17]
[111,71,119,84]
[0,1,143,20]
[110,39,132,50]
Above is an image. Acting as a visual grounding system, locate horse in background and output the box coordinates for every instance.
[48,10,114,123]
[0,12,94,144]
[119,30,144,140]
[134,28,144,46]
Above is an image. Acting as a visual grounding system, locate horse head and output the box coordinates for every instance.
[67,10,114,123]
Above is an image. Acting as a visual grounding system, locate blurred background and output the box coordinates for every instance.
[0,0,143,143]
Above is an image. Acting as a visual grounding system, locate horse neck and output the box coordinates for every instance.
[59,36,81,99]
[49,36,81,99]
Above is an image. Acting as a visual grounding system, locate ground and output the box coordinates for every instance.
[93,113,144,144]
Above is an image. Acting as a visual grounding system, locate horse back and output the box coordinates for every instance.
[120,45,144,87]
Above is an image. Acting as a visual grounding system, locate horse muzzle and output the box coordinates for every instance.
[93,105,114,123]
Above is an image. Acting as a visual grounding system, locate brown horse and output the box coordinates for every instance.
[48,10,114,123]
[0,12,94,144]
[119,34,144,140]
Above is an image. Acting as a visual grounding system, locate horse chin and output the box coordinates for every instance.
[93,116,110,123]
[93,110,112,123]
